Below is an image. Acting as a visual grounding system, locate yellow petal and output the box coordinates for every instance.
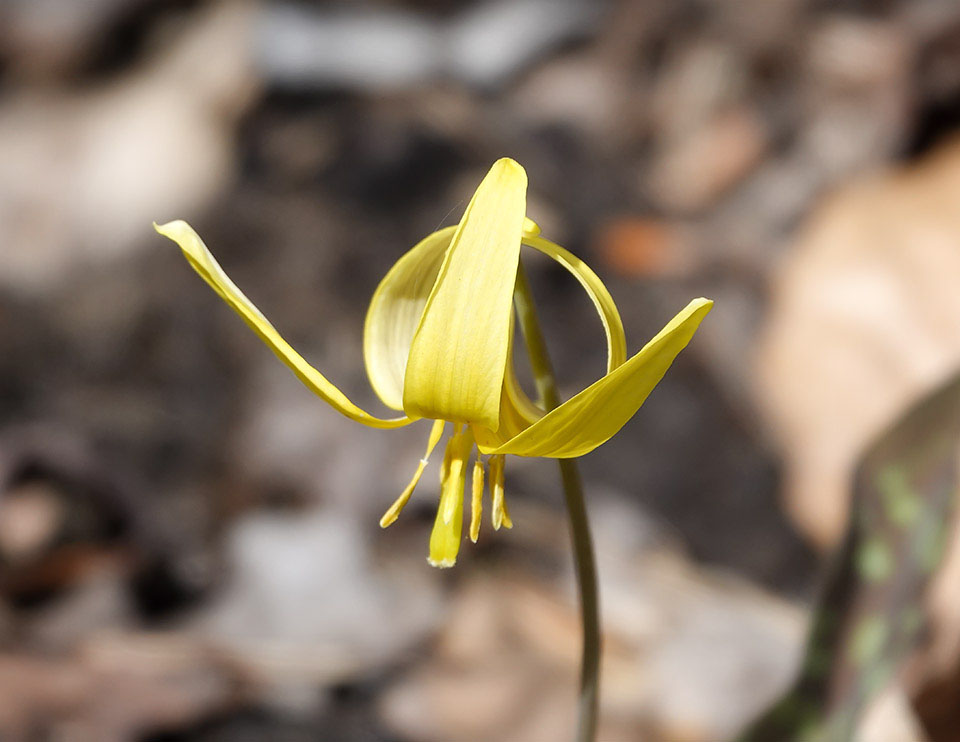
[364,227,456,410]
[365,225,542,437]
[524,234,626,374]
[482,298,713,458]
[471,313,544,450]
[403,159,528,429]
[379,419,446,528]
[154,220,412,429]
[428,427,473,567]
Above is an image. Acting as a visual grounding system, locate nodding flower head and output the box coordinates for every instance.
[155,158,711,567]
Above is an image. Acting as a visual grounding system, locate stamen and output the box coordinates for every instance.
[500,496,514,530]
[379,419,445,528]
[428,425,474,568]
[490,454,513,530]
[469,458,484,543]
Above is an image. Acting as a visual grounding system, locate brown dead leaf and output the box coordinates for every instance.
[756,135,960,547]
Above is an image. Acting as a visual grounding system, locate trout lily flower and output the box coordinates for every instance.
[155,158,712,567]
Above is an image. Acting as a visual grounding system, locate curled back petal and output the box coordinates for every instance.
[473,237,627,450]
[403,158,527,430]
[524,234,626,374]
[364,227,455,410]
[480,298,713,458]
[154,220,413,430]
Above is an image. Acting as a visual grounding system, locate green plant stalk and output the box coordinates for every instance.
[514,261,601,742]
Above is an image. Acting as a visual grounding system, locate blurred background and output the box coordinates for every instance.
[2,0,960,739]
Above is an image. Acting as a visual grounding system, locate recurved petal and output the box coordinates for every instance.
[402,158,528,430]
[524,235,626,373]
[481,298,713,458]
[155,220,413,429]
[473,235,627,451]
[364,227,455,410]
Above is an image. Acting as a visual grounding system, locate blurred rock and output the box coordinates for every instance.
[615,551,801,740]
[194,509,442,692]
[256,4,441,91]
[257,0,602,91]
[446,0,601,88]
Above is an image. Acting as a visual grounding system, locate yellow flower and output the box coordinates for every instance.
[155,158,712,567]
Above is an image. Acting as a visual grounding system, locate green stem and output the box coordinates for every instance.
[514,260,601,742]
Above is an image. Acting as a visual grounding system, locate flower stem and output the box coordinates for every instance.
[514,260,600,742]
